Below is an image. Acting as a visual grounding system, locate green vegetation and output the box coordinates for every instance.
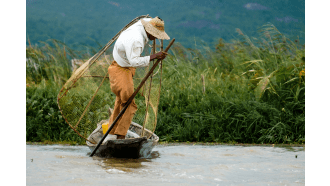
[26,39,89,145]
[26,80,85,144]
[26,24,304,145]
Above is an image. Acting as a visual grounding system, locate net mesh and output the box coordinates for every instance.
[57,16,163,144]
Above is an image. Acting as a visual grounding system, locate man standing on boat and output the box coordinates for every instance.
[108,16,170,139]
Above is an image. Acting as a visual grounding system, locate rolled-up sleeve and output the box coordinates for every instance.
[125,40,150,68]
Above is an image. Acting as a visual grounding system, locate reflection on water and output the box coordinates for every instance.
[92,151,160,171]
[26,144,305,186]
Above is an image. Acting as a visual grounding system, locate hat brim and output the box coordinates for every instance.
[141,19,170,40]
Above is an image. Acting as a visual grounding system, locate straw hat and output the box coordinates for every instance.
[141,17,170,40]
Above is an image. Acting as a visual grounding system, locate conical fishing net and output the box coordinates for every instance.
[57,15,164,144]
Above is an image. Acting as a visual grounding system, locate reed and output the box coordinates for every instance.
[26,24,304,144]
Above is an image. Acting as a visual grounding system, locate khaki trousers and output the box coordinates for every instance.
[107,61,137,136]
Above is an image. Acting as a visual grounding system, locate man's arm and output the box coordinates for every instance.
[126,40,167,67]
[125,41,150,67]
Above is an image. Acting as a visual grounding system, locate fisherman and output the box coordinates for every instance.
[107,16,170,139]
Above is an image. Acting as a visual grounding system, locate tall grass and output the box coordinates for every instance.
[26,24,305,144]
[156,24,304,144]
[26,39,85,144]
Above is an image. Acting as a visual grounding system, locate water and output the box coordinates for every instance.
[26,144,305,185]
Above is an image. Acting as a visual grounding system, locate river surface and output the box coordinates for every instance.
[26,144,305,186]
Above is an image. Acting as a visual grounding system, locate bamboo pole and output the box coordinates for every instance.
[142,39,156,136]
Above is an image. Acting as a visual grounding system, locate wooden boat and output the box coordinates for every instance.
[86,121,159,159]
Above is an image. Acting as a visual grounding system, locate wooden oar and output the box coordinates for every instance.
[90,38,175,157]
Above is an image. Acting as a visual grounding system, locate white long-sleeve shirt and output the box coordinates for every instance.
[113,18,151,68]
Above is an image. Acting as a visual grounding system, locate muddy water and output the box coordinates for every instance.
[26,144,304,186]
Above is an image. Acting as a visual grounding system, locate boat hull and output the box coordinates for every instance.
[87,121,158,158]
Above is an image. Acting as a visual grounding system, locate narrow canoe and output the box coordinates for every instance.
[86,121,159,158]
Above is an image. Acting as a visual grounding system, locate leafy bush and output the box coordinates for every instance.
[26,80,85,144]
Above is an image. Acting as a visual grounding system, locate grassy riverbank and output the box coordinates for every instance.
[26,24,305,145]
